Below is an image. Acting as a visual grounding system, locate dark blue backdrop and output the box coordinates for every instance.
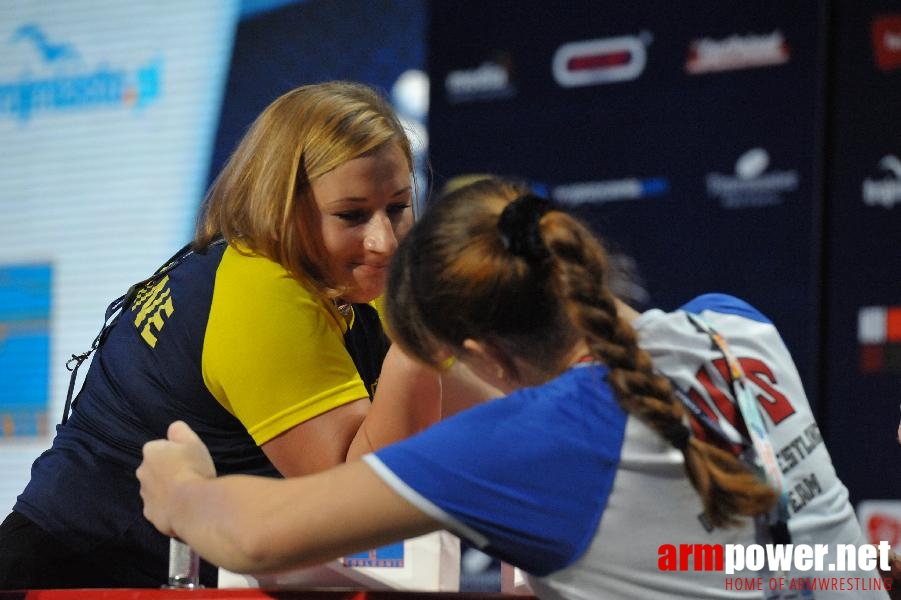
[820,0,901,503]
[427,0,901,506]
[208,0,427,183]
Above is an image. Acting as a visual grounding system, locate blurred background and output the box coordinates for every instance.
[0,0,899,584]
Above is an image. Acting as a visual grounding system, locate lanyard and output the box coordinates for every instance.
[673,313,814,600]
[685,313,785,496]
[683,313,793,540]
[61,238,226,425]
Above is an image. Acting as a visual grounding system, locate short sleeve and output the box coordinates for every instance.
[367,366,628,576]
[680,293,772,324]
[202,248,368,444]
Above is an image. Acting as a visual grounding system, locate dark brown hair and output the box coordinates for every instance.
[386,177,776,527]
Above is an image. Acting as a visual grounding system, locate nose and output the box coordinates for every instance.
[363,214,398,254]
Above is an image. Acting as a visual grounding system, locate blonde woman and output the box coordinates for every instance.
[0,81,452,588]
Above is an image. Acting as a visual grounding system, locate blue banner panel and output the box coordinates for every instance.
[427,0,826,405]
[0,264,51,437]
[821,0,901,503]
[208,0,427,185]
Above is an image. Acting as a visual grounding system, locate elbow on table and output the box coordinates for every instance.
[215,526,288,575]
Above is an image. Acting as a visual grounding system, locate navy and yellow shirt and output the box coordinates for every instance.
[14,242,389,581]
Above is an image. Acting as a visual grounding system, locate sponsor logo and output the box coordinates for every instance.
[685,31,790,74]
[867,515,901,548]
[0,23,162,121]
[872,14,901,71]
[343,541,404,568]
[657,541,894,593]
[445,58,515,104]
[705,148,799,209]
[552,33,650,87]
[858,305,901,374]
[862,155,901,208]
[552,176,668,205]
[858,500,901,547]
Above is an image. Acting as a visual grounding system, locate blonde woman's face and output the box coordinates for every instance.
[312,143,413,303]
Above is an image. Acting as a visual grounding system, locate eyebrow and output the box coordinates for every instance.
[327,186,413,206]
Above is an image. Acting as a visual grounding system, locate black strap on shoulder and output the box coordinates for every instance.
[343,303,391,399]
[61,238,225,424]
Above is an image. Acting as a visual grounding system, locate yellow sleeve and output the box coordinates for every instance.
[202,247,368,445]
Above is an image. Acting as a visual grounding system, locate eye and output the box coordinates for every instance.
[387,202,411,218]
[335,210,367,224]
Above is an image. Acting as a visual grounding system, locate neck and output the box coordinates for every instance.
[505,298,641,389]
[562,338,593,368]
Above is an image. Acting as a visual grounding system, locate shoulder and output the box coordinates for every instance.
[678,293,772,325]
[213,245,346,330]
[219,245,298,289]
[379,365,621,455]
[368,366,628,576]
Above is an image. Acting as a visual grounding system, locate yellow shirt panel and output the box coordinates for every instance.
[202,246,369,445]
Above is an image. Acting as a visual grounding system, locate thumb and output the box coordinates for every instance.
[167,420,201,444]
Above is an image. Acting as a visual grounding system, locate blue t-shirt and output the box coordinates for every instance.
[366,363,627,576]
[364,295,881,600]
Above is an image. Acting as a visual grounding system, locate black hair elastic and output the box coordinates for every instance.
[664,422,692,451]
[497,194,555,263]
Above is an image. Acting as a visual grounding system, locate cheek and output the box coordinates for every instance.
[397,213,415,240]
[319,222,356,258]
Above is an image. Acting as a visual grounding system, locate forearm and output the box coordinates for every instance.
[167,463,440,575]
[168,475,289,573]
[347,351,502,459]
[347,345,442,458]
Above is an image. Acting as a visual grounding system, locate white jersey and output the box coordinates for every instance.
[365,294,888,599]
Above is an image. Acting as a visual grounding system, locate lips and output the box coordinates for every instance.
[351,262,389,277]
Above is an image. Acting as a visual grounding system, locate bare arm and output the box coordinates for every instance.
[347,346,501,459]
[264,343,501,472]
[262,398,369,476]
[347,345,442,459]
[139,422,440,574]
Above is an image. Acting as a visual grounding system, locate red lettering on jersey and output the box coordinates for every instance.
[738,357,795,424]
[685,356,795,451]
[709,357,795,426]
[699,364,739,426]
[685,386,716,442]
[684,366,746,453]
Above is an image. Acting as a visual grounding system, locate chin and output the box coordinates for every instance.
[342,284,383,304]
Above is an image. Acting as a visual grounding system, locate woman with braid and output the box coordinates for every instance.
[137,177,890,599]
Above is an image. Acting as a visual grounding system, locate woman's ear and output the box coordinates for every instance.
[461,339,516,391]
[461,339,491,363]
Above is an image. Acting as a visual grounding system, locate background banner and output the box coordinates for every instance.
[426,0,900,506]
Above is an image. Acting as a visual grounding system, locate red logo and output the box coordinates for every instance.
[552,35,649,87]
[866,513,901,547]
[858,305,901,374]
[872,14,901,71]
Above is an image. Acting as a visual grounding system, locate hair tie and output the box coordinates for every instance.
[497,194,555,263]
[664,422,692,451]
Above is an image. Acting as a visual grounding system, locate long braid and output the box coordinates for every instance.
[385,176,777,528]
[542,211,776,528]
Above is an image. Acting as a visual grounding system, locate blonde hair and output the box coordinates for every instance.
[195,81,413,297]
